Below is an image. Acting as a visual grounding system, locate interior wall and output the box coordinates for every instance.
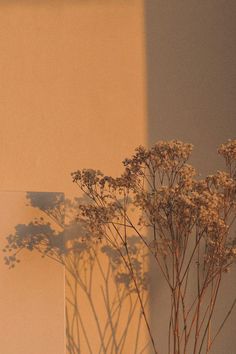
[0,0,146,195]
[0,1,146,353]
[0,192,65,354]
[145,1,236,353]
[145,0,236,174]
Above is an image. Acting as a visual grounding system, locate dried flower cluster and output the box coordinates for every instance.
[71,139,236,354]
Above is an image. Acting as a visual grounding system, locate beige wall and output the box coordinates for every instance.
[0,1,235,353]
[0,192,65,354]
[0,0,146,195]
[0,1,146,353]
[145,0,236,174]
[145,2,236,353]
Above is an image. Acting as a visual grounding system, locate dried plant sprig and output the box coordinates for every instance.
[71,139,236,354]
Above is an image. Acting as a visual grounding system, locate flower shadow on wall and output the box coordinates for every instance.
[3,191,149,354]
[3,140,236,354]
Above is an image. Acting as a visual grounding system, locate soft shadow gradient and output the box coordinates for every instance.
[144,2,236,353]
[145,1,236,174]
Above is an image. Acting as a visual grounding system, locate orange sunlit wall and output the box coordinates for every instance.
[0,1,146,353]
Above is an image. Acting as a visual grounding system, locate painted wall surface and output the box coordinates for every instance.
[0,0,146,194]
[0,1,146,353]
[145,0,236,174]
[0,0,235,353]
[0,192,65,354]
[145,2,236,353]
